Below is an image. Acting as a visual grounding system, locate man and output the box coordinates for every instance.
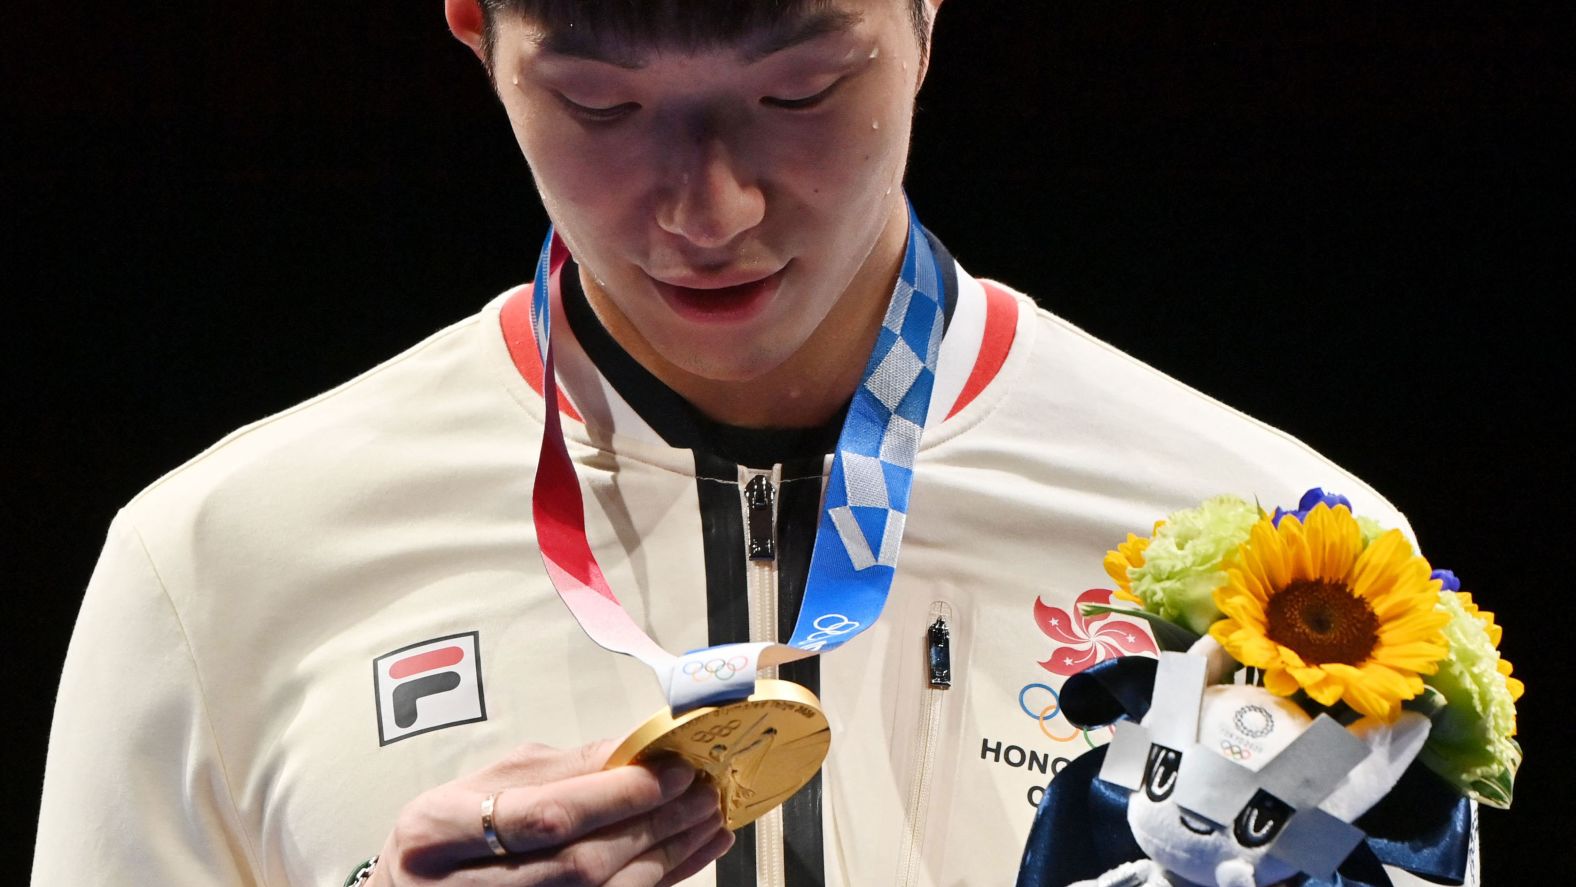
[33,1,1462,885]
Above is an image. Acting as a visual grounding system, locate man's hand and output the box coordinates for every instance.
[369,740,732,886]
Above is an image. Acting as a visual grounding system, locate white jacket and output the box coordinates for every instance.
[34,255,1446,886]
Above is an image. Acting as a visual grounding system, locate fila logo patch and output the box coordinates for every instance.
[373,631,487,745]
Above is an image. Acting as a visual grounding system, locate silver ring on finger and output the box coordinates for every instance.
[481,791,511,857]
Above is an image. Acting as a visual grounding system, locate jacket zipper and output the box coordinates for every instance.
[896,601,953,887]
[740,467,786,887]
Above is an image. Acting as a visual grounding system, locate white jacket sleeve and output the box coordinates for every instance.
[33,513,262,885]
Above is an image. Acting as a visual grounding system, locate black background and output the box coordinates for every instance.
[5,3,1570,881]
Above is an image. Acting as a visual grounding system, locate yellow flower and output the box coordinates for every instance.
[1209,503,1450,721]
[1423,588,1524,806]
[1457,592,1525,708]
[1104,536,1147,604]
[1104,521,1162,605]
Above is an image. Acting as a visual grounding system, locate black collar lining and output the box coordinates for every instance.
[561,229,958,468]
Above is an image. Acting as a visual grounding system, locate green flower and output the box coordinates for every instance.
[1417,589,1523,808]
[1127,495,1259,635]
[1356,514,1386,548]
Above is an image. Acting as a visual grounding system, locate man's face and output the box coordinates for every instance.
[486,1,928,385]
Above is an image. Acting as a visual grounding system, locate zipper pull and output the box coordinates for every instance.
[745,474,776,562]
[927,617,951,689]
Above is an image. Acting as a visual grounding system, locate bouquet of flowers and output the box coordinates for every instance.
[1099,487,1522,806]
[1018,488,1523,887]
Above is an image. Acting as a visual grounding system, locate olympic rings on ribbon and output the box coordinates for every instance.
[812,613,861,634]
[682,655,751,683]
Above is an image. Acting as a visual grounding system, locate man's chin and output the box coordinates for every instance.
[658,345,792,387]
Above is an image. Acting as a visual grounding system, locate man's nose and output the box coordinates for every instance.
[655,138,765,250]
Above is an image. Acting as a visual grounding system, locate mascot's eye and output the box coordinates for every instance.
[1142,744,1183,802]
[1233,789,1293,848]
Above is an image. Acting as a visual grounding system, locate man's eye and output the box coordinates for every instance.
[761,79,842,110]
[557,95,639,123]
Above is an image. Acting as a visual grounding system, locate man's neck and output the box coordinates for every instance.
[581,212,910,430]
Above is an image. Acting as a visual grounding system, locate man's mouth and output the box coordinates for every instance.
[651,264,788,324]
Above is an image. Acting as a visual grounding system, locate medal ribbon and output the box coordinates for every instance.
[530,204,946,712]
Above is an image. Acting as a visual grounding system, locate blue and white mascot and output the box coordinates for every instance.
[1016,640,1472,887]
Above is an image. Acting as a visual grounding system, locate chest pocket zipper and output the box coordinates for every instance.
[897,600,953,887]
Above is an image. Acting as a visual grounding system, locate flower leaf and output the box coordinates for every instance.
[1474,767,1515,809]
[1079,603,1200,652]
[1403,685,1449,719]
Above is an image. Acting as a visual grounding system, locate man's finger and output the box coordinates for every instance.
[485,758,697,857]
[483,783,723,886]
[490,739,619,785]
[653,827,735,887]
[567,781,720,878]
[608,817,735,887]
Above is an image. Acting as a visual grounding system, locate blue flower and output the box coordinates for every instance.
[1432,569,1462,592]
[1271,487,1353,526]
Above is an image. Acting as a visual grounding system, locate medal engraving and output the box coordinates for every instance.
[606,679,831,830]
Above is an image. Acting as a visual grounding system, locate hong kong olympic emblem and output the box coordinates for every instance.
[1019,588,1158,745]
[1034,588,1158,675]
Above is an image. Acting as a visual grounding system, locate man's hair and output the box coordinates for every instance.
[478,0,931,70]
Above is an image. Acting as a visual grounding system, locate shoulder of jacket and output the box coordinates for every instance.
[125,305,496,521]
[959,279,1412,535]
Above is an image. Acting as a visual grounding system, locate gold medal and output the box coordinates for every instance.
[606,679,831,830]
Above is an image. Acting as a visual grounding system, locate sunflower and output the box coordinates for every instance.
[1209,502,1450,721]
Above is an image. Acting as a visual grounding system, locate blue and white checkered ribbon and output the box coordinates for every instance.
[785,202,944,652]
[529,201,947,708]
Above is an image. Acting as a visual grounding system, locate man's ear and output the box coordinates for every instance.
[445,0,487,60]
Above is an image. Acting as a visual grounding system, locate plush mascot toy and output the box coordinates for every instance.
[1015,490,1519,887]
[1016,640,1472,887]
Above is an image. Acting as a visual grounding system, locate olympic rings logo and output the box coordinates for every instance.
[1018,683,1113,750]
[1219,739,1254,761]
[683,656,751,683]
[692,719,742,744]
[796,613,862,651]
